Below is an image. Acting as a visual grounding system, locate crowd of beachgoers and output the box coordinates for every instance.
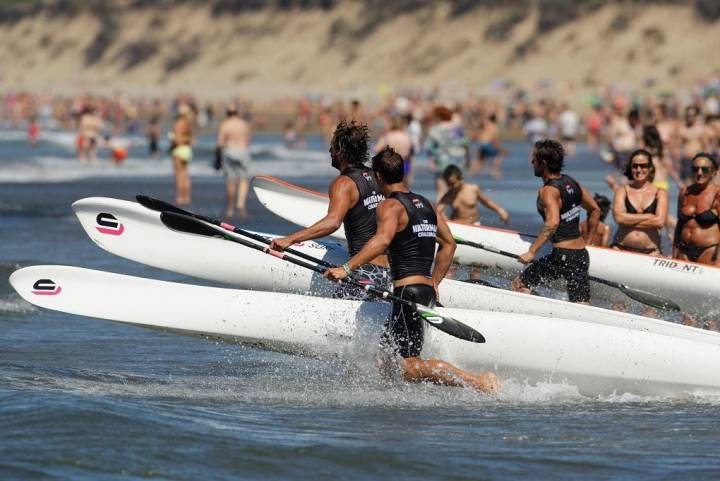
[2,76,720,286]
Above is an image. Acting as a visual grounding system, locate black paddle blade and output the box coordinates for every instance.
[620,286,681,312]
[160,212,222,238]
[418,309,485,343]
[137,195,188,216]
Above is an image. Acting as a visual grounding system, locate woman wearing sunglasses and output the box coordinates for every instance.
[673,153,720,265]
[611,149,668,256]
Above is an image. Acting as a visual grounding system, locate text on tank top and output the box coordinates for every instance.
[536,174,582,243]
[388,191,437,281]
[341,166,385,256]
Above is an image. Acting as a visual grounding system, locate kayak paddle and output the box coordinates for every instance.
[454,236,681,312]
[136,195,334,268]
[139,195,504,292]
[159,211,485,344]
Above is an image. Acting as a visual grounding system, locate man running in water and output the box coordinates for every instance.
[324,147,498,394]
[217,104,252,219]
[269,120,390,298]
[437,165,509,225]
[512,139,601,303]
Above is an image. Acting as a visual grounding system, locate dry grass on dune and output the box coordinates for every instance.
[0,1,719,99]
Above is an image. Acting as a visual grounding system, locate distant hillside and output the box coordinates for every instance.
[1,0,719,100]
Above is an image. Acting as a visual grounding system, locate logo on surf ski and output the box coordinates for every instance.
[422,313,443,325]
[31,279,62,296]
[95,213,125,236]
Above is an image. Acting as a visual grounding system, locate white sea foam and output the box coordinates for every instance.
[0,296,37,315]
[0,152,334,183]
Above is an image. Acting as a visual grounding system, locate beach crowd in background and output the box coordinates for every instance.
[2,73,720,283]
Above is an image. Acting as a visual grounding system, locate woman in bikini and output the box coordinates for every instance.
[673,152,720,266]
[611,149,668,256]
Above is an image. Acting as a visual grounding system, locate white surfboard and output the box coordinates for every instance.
[71,197,720,347]
[10,265,720,397]
[252,175,720,318]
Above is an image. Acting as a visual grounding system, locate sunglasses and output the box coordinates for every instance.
[631,163,650,170]
[692,165,715,175]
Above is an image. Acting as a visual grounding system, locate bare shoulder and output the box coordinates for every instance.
[329,175,354,196]
[378,197,403,213]
[467,183,481,194]
[539,184,559,198]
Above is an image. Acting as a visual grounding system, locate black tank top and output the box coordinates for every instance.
[341,166,385,256]
[536,174,582,243]
[387,192,437,281]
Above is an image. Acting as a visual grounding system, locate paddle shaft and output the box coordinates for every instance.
[159,211,485,342]
[454,237,680,311]
[136,195,335,268]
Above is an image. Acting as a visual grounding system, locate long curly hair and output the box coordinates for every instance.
[331,120,369,167]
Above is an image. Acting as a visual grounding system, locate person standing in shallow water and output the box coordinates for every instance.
[673,152,720,266]
[170,104,193,206]
[611,149,668,256]
[374,115,414,188]
[324,147,498,394]
[512,139,601,304]
[217,105,252,219]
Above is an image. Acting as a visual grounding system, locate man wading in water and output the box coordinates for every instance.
[270,120,391,298]
[325,147,498,394]
[512,139,601,304]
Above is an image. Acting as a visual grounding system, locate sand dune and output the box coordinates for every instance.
[0,1,719,100]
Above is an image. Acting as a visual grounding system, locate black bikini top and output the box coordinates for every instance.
[624,188,657,214]
[678,209,719,227]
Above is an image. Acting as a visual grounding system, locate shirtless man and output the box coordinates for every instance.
[374,115,414,187]
[217,105,252,218]
[704,114,720,166]
[654,103,679,160]
[475,113,506,178]
[77,104,103,164]
[605,104,637,189]
[437,165,509,225]
[558,103,580,157]
[678,106,707,184]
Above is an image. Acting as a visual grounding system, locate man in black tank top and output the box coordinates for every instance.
[325,147,498,394]
[269,120,390,299]
[512,140,601,303]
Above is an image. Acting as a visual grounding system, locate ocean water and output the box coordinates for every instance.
[1,130,719,480]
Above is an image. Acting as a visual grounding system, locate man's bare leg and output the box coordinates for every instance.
[225,179,237,218]
[173,156,183,204]
[236,178,249,218]
[401,357,498,394]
